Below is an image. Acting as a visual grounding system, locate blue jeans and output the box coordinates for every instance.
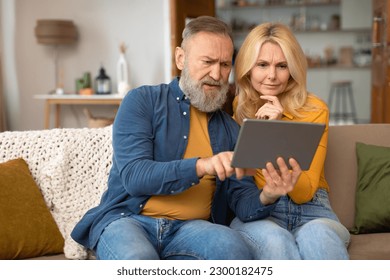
[230,189,350,260]
[95,214,252,260]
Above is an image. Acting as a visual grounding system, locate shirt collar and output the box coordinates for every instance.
[171,77,188,102]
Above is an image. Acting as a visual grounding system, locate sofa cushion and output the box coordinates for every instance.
[0,158,64,259]
[352,142,390,234]
[348,233,390,260]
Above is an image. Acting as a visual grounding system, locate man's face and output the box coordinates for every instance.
[176,32,234,112]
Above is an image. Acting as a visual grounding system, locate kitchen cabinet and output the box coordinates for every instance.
[170,0,215,77]
[217,0,342,33]
[217,0,371,68]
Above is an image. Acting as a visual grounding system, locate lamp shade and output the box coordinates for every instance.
[35,19,77,45]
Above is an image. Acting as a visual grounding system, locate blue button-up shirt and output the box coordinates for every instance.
[71,78,273,250]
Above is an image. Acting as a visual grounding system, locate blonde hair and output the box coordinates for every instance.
[234,22,316,124]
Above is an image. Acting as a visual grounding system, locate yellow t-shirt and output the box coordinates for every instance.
[234,95,330,204]
[141,106,216,220]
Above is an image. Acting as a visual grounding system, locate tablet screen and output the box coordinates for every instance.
[231,119,325,170]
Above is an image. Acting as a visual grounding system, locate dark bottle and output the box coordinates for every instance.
[95,66,111,94]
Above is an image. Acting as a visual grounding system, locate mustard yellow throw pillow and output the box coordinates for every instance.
[0,158,64,259]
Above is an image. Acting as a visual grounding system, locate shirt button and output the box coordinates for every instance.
[176,97,180,101]
[183,135,187,140]
[170,190,175,194]
[183,112,187,116]
[191,182,196,186]
[120,213,125,216]
[139,204,143,208]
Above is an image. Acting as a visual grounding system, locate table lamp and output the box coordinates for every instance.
[35,19,78,94]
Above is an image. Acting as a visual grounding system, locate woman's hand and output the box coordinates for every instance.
[259,157,301,205]
[255,95,284,120]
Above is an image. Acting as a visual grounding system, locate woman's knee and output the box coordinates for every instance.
[296,218,350,246]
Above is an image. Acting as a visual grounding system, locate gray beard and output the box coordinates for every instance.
[179,67,229,113]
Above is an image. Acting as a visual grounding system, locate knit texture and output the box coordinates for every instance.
[0,126,113,259]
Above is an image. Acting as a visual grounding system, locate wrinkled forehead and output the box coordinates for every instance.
[184,31,233,48]
[184,32,234,58]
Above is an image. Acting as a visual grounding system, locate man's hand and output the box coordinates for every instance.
[196,151,256,181]
[259,157,301,205]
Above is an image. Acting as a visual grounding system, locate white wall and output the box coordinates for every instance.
[1,0,20,130]
[1,0,171,131]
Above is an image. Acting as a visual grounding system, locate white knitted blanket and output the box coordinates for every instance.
[0,126,113,259]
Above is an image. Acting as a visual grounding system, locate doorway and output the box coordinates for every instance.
[169,0,215,78]
[371,0,390,123]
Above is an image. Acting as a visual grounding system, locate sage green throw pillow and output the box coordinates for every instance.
[352,142,390,234]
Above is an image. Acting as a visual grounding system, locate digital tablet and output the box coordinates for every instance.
[231,119,325,170]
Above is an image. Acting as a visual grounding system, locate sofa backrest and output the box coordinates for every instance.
[325,124,390,229]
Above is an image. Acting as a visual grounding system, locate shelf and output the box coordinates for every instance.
[218,0,340,10]
[308,64,371,70]
[34,94,123,100]
[293,28,371,33]
[232,28,371,36]
[34,94,123,129]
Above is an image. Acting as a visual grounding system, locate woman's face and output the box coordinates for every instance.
[249,42,290,97]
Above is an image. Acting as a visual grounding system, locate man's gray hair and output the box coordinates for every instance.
[181,16,233,48]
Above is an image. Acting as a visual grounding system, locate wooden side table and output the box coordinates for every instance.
[34,94,123,129]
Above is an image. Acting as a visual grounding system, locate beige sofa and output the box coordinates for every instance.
[0,124,389,260]
[326,124,390,260]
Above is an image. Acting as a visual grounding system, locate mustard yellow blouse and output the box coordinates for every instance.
[233,95,330,204]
